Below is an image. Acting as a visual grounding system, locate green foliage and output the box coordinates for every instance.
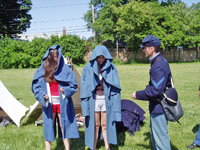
[116,1,152,51]
[0,37,30,69]
[84,0,200,55]
[112,58,149,65]
[59,35,86,65]
[0,0,32,37]
[0,35,87,69]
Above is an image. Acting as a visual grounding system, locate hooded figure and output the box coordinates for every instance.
[80,45,121,149]
[31,45,79,149]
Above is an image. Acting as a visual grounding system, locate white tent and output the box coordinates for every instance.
[0,81,29,127]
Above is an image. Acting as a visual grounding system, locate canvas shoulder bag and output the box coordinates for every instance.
[160,77,184,124]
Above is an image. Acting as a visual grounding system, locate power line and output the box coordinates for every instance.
[10,18,83,25]
[25,27,91,34]
[32,18,82,23]
[22,30,92,36]
[27,25,87,31]
[33,3,89,9]
[4,3,89,11]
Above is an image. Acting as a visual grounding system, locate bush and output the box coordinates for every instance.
[0,35,87,69]
[59,35,86,65]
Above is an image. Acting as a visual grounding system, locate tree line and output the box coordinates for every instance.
[84,0,200,54]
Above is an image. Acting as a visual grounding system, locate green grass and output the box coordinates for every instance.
[0,62,200,150]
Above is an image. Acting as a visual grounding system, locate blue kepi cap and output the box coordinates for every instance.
[140,35,161,47]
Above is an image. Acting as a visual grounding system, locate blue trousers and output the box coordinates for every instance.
[150,113,171,150]
[193,123,200,146]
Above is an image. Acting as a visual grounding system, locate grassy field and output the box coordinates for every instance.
[0,62,200,150]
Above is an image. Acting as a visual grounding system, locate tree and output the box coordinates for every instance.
[189,2,200,59]
[84,0,130,59]
[165,2,192,48]
[84,0,193,62]
[0,0,32,37]
[59,35,86,65]
[160,0,181,6]
[116,1,153,60]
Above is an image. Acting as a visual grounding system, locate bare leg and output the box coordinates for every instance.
[101,111,110,149]
[58,113,70,150]
[45,113,56,150]
[94,112,101,150]
[53,113,56,124]
[45,141,51,150]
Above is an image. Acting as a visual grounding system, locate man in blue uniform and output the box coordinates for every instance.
[186,86,200,149]
[131,35,172,150]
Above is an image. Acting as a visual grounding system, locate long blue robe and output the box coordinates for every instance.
[31,45,79,141]
[80,45,121,149]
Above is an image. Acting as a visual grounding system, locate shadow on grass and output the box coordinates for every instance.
[110,131,126,150]
[135,131,153,149]
[90,130,126,150]
[137,131,178,150]
[53,129,126,150]
[54,130,125,150]
[192,124,199,134]
[171,144,178,150]
[16,98,22,101]
[54,130,86,150]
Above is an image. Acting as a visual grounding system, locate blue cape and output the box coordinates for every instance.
[31,45,79,141]
[80,45,121,149]
[80,45,121,99]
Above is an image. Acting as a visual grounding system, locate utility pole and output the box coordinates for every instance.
[116,36,119,59]
[92,4,96,42]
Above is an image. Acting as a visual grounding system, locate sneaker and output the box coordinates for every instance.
[186,143,200,149]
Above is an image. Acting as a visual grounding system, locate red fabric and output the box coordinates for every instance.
[49,80,59,96]
[52,104,61,113]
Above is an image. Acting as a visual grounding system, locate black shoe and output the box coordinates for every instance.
[187,143,199,149]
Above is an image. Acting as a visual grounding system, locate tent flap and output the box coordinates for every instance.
[0,81,29,127]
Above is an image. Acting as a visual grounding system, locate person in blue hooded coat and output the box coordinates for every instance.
[80,45,121,150]
[31,45,79,150]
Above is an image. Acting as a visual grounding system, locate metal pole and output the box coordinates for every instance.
[92,4,96,42]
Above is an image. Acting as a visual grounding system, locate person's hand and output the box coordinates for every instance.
[60,87,64,94]
[44,94,49,101]
[131,92,137,99]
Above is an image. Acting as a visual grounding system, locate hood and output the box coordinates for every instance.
[32,45,77,87]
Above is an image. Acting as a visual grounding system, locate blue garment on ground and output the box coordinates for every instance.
[80,45,121,149]
[31,45,79,141]
[116,99,146,135]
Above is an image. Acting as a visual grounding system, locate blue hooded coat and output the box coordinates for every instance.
[31,45,79,141]
[80,45,121,149]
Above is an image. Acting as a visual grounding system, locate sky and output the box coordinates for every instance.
[25,0,93,39]
[25,0,199,39]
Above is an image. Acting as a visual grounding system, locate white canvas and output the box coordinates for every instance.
[0,80,29,127]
